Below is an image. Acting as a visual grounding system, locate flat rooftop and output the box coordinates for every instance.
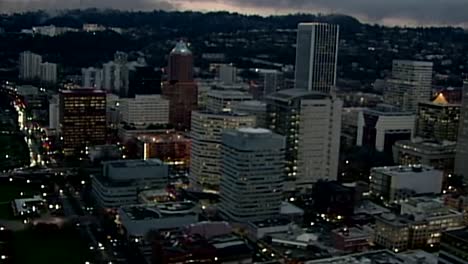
[306,250,403,264]
[394,139,456,154]
[372,165,438,176]
[364,104,413,116]
[105,159,164,168]
[444,227,468,242]
[267,89,329,102]
[120,201,196,221]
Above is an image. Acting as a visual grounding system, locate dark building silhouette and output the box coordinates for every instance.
[128,66,162,98]
[162,41,198,131]
[312,181,355,220]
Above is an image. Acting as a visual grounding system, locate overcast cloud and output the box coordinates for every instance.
[2,0,468,26]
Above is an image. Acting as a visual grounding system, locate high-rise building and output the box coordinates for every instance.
[102,52,130,96]
[356,104,415,154]
[128,66,162,97]
[119,94,168,128]
[206,90,253,113]
[219,64,237,85]
[232,100,268,128]
[257,69,285,97]
[48,94,60,130]
[60,89,106,156]
[190,111,256,192]
[416,93,460,142]
[455,83,468,181]
[385,60,433,113]
[267,89,342,189]
[294,23,339,94]
[39,62,57,84]
[82,67,103,89]
[19,51,42,80]
[162,41,198,130]
[219,128,285,222]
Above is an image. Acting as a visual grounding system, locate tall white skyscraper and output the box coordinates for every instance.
[455,83,468,182]
[40,62,57,84]
[294,23,339,94]
[385,60,433,113]
[82,67,103,89]
[267,89,342,189]
[19,51,42,80]
[219,128,285,222]
[190,111,256,192]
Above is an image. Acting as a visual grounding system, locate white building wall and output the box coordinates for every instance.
[120,95,169,126]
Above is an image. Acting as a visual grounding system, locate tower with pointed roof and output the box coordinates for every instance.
[162,40,198,131]
[416,93,461,142]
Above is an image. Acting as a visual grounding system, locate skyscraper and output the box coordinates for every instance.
[39,62,58,84]
[219,128,285,222]
[162,41,198,130]
[455,83,468,181]
[294,23,339,94]
[267,89,342,189]
[82,67,103,89]
[19,51,42,80]
[190,111,256,192]
[385,60,433,113]
[102,51,130,96]
[60,89,106,156]
[416,93,460,142]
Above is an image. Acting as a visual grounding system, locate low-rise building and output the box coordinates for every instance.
[92,159,169,208]
[331,227,370,253]
[370,165,443,204]
[118,201,198,238]
[439,228,468,264]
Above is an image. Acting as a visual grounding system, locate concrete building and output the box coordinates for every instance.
[162,41,198,130]
[190,111,256,192]
[219,128,285,222]
[393,139,456,174]
[341,107,365,148]
[416,93,460,142]
[206,89,253,113]
[48,94,60,130]
[92,159,169,208]
[218,64,237,85]
[307,250,436,264]
[232,100,268,128]
[102,52,130,96]
[118,201,198,238]
[19,51,42,80]
[374,197,464,251]
[370,165,443,204]
[356,104,415,154]
[82,67,103,89]
[253,68,285,97]
[267,89,342,189]
[439,228,468,264]
[331,227,370,253]
[60,89,106,156]
[294,23,339,94]
[385,60,433,113]
[120,95,169,127]
[455,83,468,181]
[39,62,57,84]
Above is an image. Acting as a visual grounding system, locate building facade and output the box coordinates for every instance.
[219,128,285,222]
[120,95,169,127]
[59,89,106,156]
[416,93,460,142]
[385,60,433,113]
[267,89,342,189]
[232,100,267,128]
[455,83,468,181]
[439,228,468,264]
[206,90,253,113]
[356,104,415,154]
[19,51,42,80]
[294,23,339,94]
[190,111,256,192]
[82,67,103,89]
[39,62,57,84]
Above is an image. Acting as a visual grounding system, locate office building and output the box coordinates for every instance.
[267,89,342,189]
[137,132,191,170]
[219,128,285,222]
[60,89,106,156]
[294,23,339,93]
[218,64,237,85]
[416,93,460,142]
[232,100,268,128]
[103,52,130,96]
[393,139,456,174]
[48,94,60,130]
[439,228,468,264]
[92,159,169,208]
[341,107,365,148]
[19,51,42,80]
[120,95,169,127]
[374,197,464,251]
[162,41,198,130]
[190,111,256,192]
[455,83,468,181]
[370,165,443,203]
[39,62,57,84]
[356,104,415,154]
[82,67,103,89]
[206,90,253,113]
[385,60,433,112]
[251,68,285,97]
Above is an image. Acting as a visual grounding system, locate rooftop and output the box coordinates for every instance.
[372,164,438,176]
[171,40,192,55]
[105,159,164,169]
[394,139,456,155]
[364,104,413,116]
[120,201,196,220]
[250,217,291,228]
[237,127,271,134]
[60,88,106,94]
[306,250,404,264]
[267,89,329,102]
[444,227,468,242]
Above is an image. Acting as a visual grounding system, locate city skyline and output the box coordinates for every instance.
[3,0,468,27]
